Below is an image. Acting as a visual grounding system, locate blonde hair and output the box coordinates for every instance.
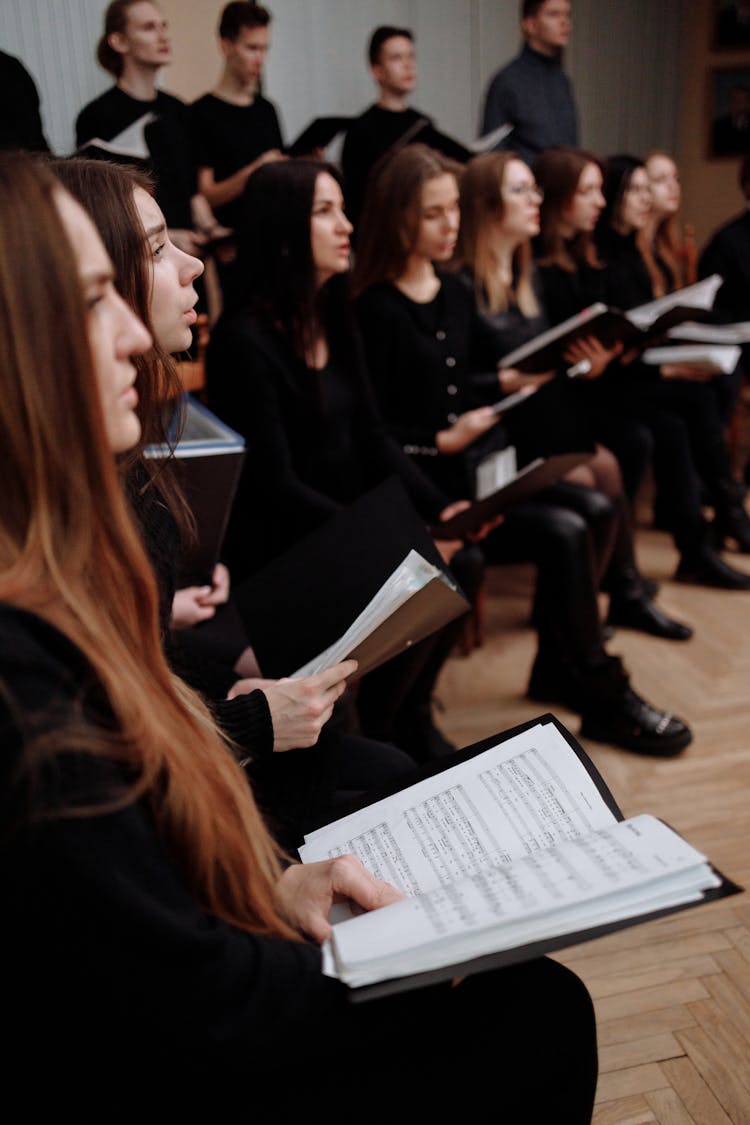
[0,152,297,940]
[455,152,539,317]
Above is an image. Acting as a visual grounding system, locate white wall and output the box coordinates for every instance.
[1,1,685,161]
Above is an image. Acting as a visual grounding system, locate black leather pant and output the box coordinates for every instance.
[356,542,486,748]
[482,483,614,667]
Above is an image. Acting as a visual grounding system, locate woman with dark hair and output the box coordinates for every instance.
[593,153,750,582]
[0,151,600,1116]
[206,157,487,761]
[534,147,656,501]
[353,142,691,757]
[54,155,418,849]
[455,149,690,642]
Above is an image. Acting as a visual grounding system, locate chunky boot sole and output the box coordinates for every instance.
[580,712,692,757]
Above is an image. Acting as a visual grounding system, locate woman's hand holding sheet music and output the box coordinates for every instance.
[660,361,721,383]
[274,855,404,943]
[563,336,622,379]
[497,366,555,393]
[433,500,503,558]
[435,405,498,455]
[227,660,358,752]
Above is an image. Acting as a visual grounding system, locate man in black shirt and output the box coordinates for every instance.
[0,49,49,153]
[75,0,217,253]
[189,2,285,234]
[480,0,579,165]
[341,26,430,233]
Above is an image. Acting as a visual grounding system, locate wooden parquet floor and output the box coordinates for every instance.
[435,522,750,1123]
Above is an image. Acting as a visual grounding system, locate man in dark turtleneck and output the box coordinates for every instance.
[480,0,578,166]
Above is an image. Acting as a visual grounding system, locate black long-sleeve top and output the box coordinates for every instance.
[480,44,579,163]
[453,268,594,462]
[535,255,608,328]
[205,310,448,577]
[354,273,505,495]
[0,603,345,1094]
[130,464,273,754]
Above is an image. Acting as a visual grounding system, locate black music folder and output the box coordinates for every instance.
[234,476,469,680]
[298,712,742,1001]
[144,394,246,587]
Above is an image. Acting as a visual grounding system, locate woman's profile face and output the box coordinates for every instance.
[132,187,203,354]
[562,161,605,234]
[412,172,460,262]
[55,188,150,454]
[617,166,652,233]
[498,158,542,241]
[646,154,680,220]
[310,171,352,287]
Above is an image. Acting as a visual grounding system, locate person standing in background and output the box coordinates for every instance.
[480,0,578,166]
[189,2,285,236]
[0,48,49,153]
[75,0,217,255]
[341,26,428,233]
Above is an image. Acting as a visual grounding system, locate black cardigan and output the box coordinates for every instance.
[354,273,504,495]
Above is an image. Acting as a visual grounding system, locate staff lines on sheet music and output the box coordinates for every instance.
[481,746,601,850]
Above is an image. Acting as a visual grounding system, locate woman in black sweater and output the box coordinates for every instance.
[55,155,416,850]
[0,152,598,1118]
[455,150,690,643]
[589,153,750,588]
[352,143,691,758]
[206,158,488,761]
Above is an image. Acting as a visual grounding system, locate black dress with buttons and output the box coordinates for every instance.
[354,274,501,500]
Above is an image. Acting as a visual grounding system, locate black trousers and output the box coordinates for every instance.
[355,543,486,752]
[482,484,613,667]
[230,955,598,1123]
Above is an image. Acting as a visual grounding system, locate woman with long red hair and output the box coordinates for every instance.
[0,151,598,1118]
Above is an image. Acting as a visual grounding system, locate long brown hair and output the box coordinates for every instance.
[644,150,684,290]
[0,152,297,940]
[535,146,603,273]
[53,157,192,539]
[352,143,463,298]
[454,151,539,317]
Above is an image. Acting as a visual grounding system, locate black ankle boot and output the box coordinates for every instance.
[607,595,693,641]
[675,544,750,589]
[710,479,750,553]
[577,656,692,757]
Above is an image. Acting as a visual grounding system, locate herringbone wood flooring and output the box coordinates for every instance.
[436,522,750,1123]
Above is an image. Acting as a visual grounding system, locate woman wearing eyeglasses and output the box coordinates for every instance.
[454,150,691,643]
[352,144,692,758]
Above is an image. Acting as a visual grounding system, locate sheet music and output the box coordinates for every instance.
[625,275,723,330]
[667,320,750,344]
[81,112,156,158]
[300,722,618,897]
[467,122,514,153]
[328,815,717,986]
[291,550,448,677]
[641,344,741,374]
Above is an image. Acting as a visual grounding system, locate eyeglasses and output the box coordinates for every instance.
[504,184,544,200]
